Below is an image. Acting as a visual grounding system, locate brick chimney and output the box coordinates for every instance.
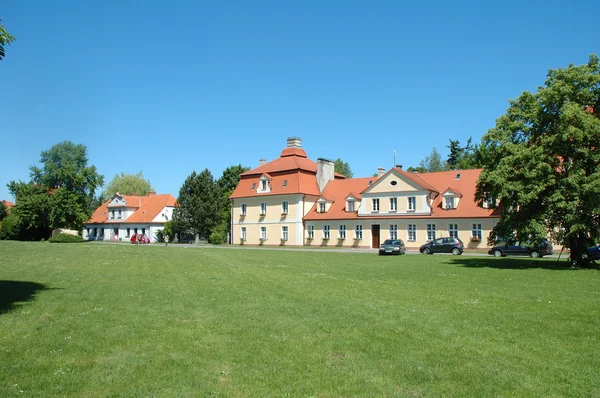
[259,158,266,166]
[287,137,302,148]
[317,158,334,192]
[147,191,156,196]
[378,167,386,178]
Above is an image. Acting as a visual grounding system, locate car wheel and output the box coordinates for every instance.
[493,250,502,257]
[530,251,539,258]
[423,248,431,255]
[452,248,461,255]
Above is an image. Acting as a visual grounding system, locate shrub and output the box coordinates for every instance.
[49,233,84,243]
[0,212,23,240]
[209,223,228,244]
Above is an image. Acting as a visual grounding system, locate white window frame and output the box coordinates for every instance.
[390,197,397,212]
[307,225,315,240]
[372,198,379,212]
[281,201,289,214]
[347,200,355,212]
[448,224,459,239]
[241,204,247,216]
[260,226,267,241]
[408,197,416,212]
[281,226,288,241]
[260,202,267,215]
[319,202,326,213]
[445,196,455,209]
[339,225,346,239]
[110,210,115,219]
[427,224,436,241]
[118,209,122,219]
[241,226,247,241]
[472,223,482,240]
[407,224,416,241]
[355,225,363,240]
[323,225,330,240]
[390,224,398,240]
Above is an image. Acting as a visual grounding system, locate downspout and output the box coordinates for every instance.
[230,199,234,244]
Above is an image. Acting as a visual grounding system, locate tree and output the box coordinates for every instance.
[216,164,249,242]
[334,158,353,178]
[446,138,482,170]
[100,171,154,202]
[475,54,600,266]
[172,169,226,240]
[0,19,15,61]
[0,201,7,222]
[416,147,446,172]
[7,141,104,239]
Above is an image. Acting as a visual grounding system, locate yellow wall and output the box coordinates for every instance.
[367,172,420,193]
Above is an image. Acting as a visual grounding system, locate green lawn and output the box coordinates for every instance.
[0,241,598,397]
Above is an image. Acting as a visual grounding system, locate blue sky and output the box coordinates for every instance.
[1,0,598,201]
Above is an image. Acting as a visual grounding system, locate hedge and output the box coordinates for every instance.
[49,233,84,243]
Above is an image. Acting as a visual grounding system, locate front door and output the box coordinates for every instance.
[372,225,380,248]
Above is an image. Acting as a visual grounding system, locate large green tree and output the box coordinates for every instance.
[100,171,154,202]
[476,54,600,266]
[0,201,7,222]
[173,169,226,240]
[446,138,483,170]
[415,147,446,172]
[0,19,15,61]
[7,141,104,239]
[214,164,250,243]
[334,158,353,178]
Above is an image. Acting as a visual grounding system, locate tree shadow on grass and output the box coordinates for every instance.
[448,257,577,271]
[0,280,49,314]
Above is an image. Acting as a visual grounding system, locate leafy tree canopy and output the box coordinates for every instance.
[100,171,154,202]
[334,158,353,178]
[0,19,15,61]
[416,147,446,172]
[173,169,226,240]
[218,164,249,196]
[0,201,7,222]
[7,141,103,239]
[476,54,600,266]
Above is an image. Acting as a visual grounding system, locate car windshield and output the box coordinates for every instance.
[383,240,400,246]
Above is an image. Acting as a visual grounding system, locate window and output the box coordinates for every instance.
[323,225,330,240]
[319,202,326,213]
[100,228,104,238]
[347,200,355,212]
[472,224,482,240]
[134,228,138,234]
[390,180,398,186]
[445,197,455,209]
[427,224,436,241]
[261,180,267,190]
[308,225,315,239]
[118,209,122,219]
[87,228,91,237]
[126,228,131,238]
[251,183,256,189]
[372,198,379,212]
[110,210,115,219]
[486,197,495,208]
[281,201,289,214]
[94,228,98,237]
[355,225,363,240]
[283,180,288,187]
[142,228,146,235]
[260,226,267,241]
[448,224,458,239]
[407,224,416,241]
[339,225,346,239]
[281,226,288,241]
[390,198,397,212]
[390,224,398,240]
[241,227,247,241]
[408,197,416,211]
[241,204,247,216]
[260,202,267,215]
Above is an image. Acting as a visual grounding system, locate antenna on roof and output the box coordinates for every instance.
[393,150,396,168]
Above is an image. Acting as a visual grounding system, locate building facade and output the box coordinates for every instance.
[229,138,501,249]
[84,192,176,242]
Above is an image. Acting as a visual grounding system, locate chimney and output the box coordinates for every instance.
[378,167,385,178]
[130,192,139,196]
[395,164,403,170]
[147,191,156,196]
[317,158,334,192]
[259,158,266,166]
[287,137,302,148]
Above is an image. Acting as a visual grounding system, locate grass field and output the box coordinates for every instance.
[0,241,598,397]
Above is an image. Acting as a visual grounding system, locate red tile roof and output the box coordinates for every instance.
[87,193,176,224]
[1,200,14,208]
[305,169,500,220]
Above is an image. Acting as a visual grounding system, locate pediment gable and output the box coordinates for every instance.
[362,169,431,194]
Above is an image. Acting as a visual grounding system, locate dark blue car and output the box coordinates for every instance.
[585,245,600,260]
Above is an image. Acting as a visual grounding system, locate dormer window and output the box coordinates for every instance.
[257,176,271,193]
[445,196,455,210]
[455,173,461,180]
[319,202,326,213]
[283,180,288,187]
[347,200,355,212]
[261,180,267,190]
[251,183,256,189]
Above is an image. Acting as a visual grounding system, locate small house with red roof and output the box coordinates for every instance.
[230,138,501,249]
[1,200,15,209]
[84,192,176,242]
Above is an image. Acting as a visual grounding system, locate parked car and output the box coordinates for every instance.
[584,245,600,260]
[419,237,464,255]
[379,239,406,255]
[488,241,553,258]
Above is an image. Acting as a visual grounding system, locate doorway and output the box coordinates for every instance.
[371,225,380,248]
